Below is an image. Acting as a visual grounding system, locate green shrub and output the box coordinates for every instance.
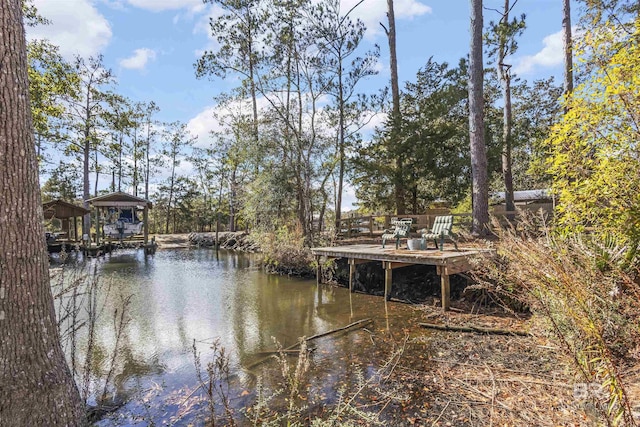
[251,227,316,277]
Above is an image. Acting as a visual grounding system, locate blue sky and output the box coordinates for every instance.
[28,0,572,207]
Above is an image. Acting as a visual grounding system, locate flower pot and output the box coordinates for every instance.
[407,238,423,251]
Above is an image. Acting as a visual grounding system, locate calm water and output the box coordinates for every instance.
[52,248,424,425]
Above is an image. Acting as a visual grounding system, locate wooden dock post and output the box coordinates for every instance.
[143,206,149,245]
[315,256,322,285]
[348,258,358,292]
[384,261,392,301]
[310,244,491,309]
[440,272,451,311]
[436,266,451,311]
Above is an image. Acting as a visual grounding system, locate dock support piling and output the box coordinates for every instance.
[384,261,392,301]
[440,273,450,311]
[348,258,356,293]
[315,256,322,286]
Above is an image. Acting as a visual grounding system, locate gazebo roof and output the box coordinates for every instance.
[42,199,90,219]
[87,191,153,209]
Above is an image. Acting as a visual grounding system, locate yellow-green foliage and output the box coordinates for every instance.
[450,193,472,214]
[547,19,640,244]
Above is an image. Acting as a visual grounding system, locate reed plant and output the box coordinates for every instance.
[192,338,236,427]
[50,252,133,415]
[241,336,408,427]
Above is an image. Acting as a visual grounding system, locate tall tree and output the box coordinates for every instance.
[485,0,526,214]
[510,77,562,189]
[352,58,469,212]
[547,15,640,249]
[254,0,336,240]
[312,0,379,230]
[160,122,196,234]
[41,161,82,202]
[468,0,489,235]
[103,94,134,192]
[196,0,265,150]
[382,0,405,214]
[27,39,78,164]
[0,1,84,425]
[129,101,149,197]
[64,55,114,236]
[142,101,160,201]
[562,0,573,97]
[311,0,378,229]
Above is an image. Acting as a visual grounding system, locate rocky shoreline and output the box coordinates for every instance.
[187,231,260,252]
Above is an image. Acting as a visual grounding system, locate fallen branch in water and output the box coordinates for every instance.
[419,322,531,337]
[300,318,373,344]
[253,348,315,356]
[246,318,373,370]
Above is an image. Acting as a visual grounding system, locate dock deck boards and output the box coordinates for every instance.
[311,244,492,310]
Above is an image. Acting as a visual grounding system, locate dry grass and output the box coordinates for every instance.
[405,304,592,426]
[466,215,640,426]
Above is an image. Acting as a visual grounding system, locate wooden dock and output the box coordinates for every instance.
[311,244,493,310]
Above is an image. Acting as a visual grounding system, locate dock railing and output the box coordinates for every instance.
[337,206,552,238]
[337,209,450,238]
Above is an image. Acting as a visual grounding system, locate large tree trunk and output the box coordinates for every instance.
[386,0,405,214]
[165,156,176,234]
[83,135,91,237]
[145,118,151,200]
[562,0,573,97]
[469,0,489,235]
[501,74,515,214]
[334,60,345,231]
[498,0,515,214]
[0,2,85,425]
[133,129,138,197]
[118,133,123,192]
[93,144,99,197]
[229,166,237,232]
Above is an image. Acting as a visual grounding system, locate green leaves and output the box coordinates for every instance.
[352,58,470,213]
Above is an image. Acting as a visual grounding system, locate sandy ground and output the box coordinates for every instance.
[152,232,239,249]
[151,233,192,249]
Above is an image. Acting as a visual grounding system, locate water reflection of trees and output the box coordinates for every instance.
[51,248,418,422]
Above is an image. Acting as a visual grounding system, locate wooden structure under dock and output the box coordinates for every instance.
[311,244,493,310]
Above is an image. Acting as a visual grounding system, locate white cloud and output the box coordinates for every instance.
[360,111,387,135]
[119,48,157,70]
[187,97,271,148]
[187,93,345,149]
[125,0,204,12]
[192,4,230,57]
[99,0,127,10]
[187,106,221,147]
[513,29,565,75]
[394,0,432,19]
[342,0,432,38]
[28,0,112,59]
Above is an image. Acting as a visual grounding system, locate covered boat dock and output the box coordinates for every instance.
[42,199,91,245]
[87,192,153,248]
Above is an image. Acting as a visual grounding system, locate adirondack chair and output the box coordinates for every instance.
[382,218,413,249]
[420,215,458,251]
